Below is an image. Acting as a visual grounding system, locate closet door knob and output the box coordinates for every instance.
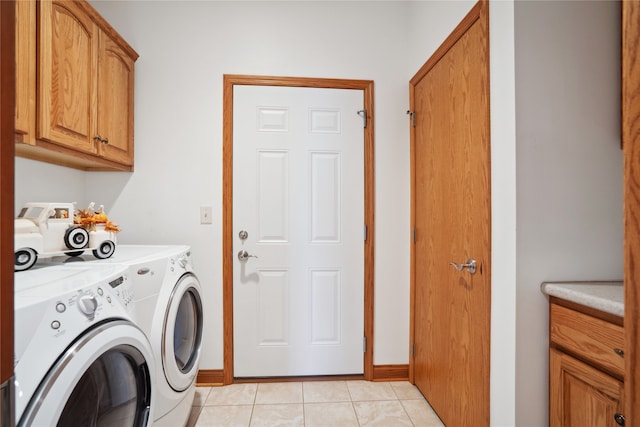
[449,259,477,274]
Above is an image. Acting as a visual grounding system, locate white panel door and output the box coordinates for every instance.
[233,85,364,377]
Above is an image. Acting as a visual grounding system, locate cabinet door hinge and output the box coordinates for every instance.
[412,227,416,243]
[363,336,367,353]
[364,224,368,241]
[412,343,416,358]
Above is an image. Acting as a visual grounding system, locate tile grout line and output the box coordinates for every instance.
[345,381,361,427]
[248,383,259,427]
[301,382,306,426]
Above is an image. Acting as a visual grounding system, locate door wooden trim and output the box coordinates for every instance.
[0,0,15,420]
[222,74,375,384]
[623,0,640,422]
[408,0,485,384]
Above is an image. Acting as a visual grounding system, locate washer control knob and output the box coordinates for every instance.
[77,294,98,320]
[56,302,66,313]
[97,287,104,296]
[178,256,188,268]
[51,320,61,330]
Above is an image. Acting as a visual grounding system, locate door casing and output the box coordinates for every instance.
[222,75,375,384]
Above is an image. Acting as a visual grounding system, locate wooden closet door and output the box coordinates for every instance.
[410,2,491,425]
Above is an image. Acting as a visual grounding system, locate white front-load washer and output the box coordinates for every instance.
[14,263,155,426]
[48,245,204,427]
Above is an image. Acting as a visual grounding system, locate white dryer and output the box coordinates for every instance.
[49,245,204,427]
[14,263,155,426]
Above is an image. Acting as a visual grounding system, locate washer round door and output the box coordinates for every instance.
[19,320,155,427]
[162,273,204,391]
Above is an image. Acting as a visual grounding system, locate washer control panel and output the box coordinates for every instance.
[170,250,192,273]
[49,273,134,330]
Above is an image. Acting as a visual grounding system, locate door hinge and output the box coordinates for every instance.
[363,336,367,353]
[412,227,416,243]
[364,224,368,241]
[406,110,416,127]
[412,343,415,358]
[357,109,367,128]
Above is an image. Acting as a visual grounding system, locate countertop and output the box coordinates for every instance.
[541,281,623,317]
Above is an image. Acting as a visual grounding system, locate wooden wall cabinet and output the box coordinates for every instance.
[550,301,626,426]
[15,0,138,171]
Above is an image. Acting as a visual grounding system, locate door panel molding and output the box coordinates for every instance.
[222,75,374,384]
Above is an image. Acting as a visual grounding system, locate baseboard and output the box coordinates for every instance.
[196,364,409,386]
[196,369,224,386]
[372,364,409,382]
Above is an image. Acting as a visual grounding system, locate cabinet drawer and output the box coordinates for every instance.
[550,304,624,377]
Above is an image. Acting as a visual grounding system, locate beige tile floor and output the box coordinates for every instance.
[186,380,444,426]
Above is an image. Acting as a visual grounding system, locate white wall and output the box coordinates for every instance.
[489,3,518,425]
[15,157,87,209]
[514,1,622,426]
[406,0,476,77]
[20,1,412,369]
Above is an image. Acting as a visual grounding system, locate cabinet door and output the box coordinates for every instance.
[15,0,35,144]
[550,348,624,427]
[96,32,134,166]
[37,0,98,154]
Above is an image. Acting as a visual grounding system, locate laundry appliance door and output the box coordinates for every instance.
[18,320,154,427]
[162,273,203,391]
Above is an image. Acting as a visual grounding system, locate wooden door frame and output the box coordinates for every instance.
[222,74,375,385]
[623,0,640,422]
[1,0,15,424]
[408,1,488,385]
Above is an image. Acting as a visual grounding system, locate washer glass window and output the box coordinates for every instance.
[57,345,151,427]
[174,288,201,373]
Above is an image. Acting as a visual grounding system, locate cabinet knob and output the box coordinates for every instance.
[93,135,109,144]
[614,348,624,357]
[614,413,625,426]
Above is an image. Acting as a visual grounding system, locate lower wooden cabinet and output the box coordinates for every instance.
[550,348,624,426]
[549,300,626,426]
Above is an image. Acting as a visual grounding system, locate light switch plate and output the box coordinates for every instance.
[200,206,212,224]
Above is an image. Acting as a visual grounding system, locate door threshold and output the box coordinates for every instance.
[233,374,365,384]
